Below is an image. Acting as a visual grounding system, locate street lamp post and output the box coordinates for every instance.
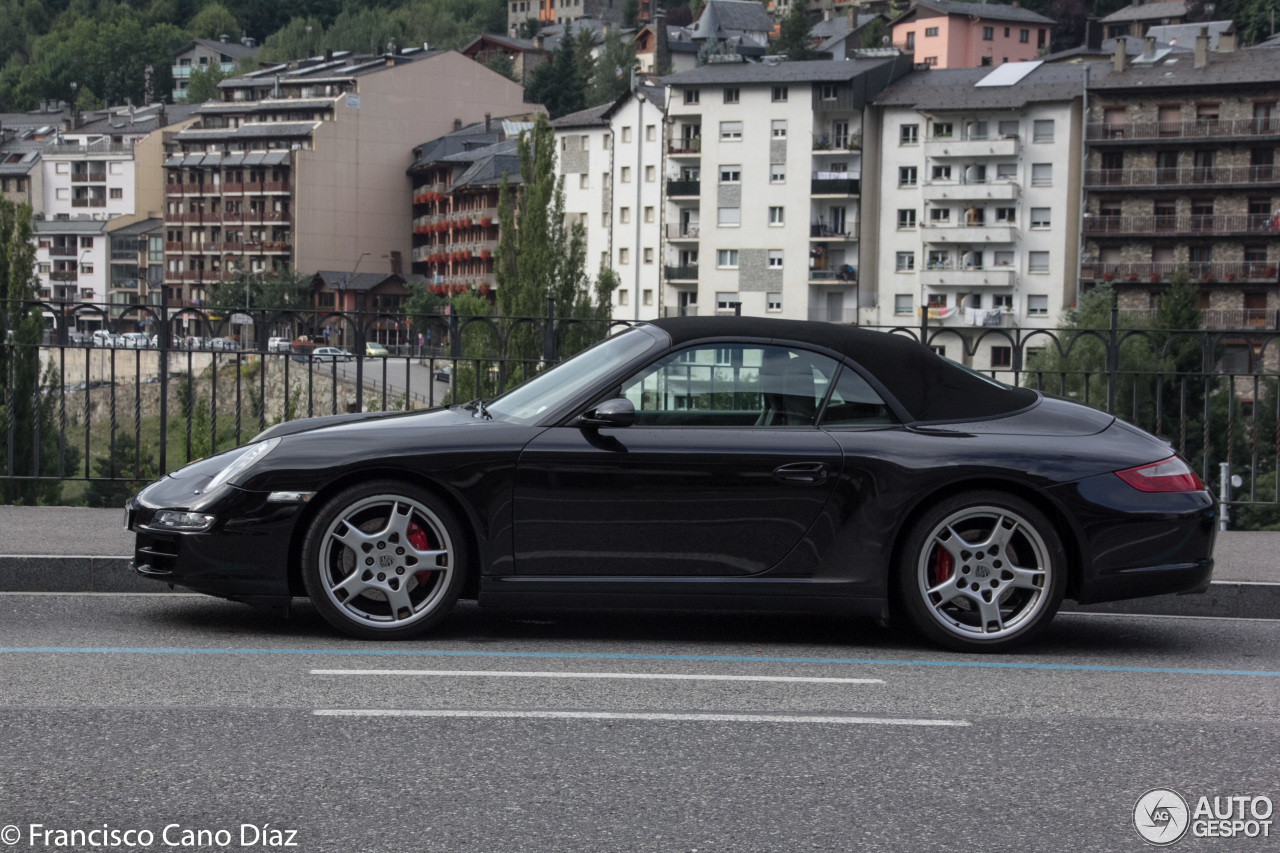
[340,251,370,347]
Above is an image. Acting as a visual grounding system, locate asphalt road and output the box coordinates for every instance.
[1,595,1278,852]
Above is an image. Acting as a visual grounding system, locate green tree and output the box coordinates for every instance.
[84,432,158,508]
[525,28,585,117]
[585,24,637,107]
[772,0,815,60]
[517,17,541,39]
[203,268,311,313]
[483,49,517,82]
[186,2,242,39]
[74,84,103,111]
[182,63,230,103]
[622,0,640,27]
[860,17,885,48]
[572,23,596,88]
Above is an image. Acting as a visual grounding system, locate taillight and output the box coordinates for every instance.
[1115,456,1205,493]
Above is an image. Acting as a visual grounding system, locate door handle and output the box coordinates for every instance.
[773,462,831,485]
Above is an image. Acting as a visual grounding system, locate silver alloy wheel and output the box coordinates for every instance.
[317,494,454,627]
[915,505,1051,641]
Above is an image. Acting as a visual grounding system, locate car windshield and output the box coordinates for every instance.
[484,327,661,425]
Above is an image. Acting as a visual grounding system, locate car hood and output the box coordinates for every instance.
[910,395,1115,436]
[254,407,462,440]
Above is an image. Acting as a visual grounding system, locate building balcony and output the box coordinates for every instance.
[1086,118,1280,144]
[48,246,76,257]
[925,135,1019,158]
[71,198,107,208]
[668,139,702,156]
[921,224,1017,244]
[221,182,244,194]
[1084,166,1280,189]
[665,224,700,240]
[1084,214,1280,238]
[1080,262,1280,284]
[666,179,700,197]
[71,172,107,183]
[661,305,699,317]
[920,268,1016,288]
[922,180,1020,202]
[807,306,858,324]
[262,181,290,193]
[809,223,856,240]
[664,264,698,281]
[808,268,857,284]
[810,177,859,196]
[811,134,861,152]
[1120,307,1277,329]
[50,270,78,282]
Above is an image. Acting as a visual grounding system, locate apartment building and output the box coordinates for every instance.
[0,110,58,209]
[866,62,1086,366]
[33,220,106,325]
[105,218,165,316]
[1082,38,1280,332]
[661,56,912,322]
[159,49,529,322]
[172,36,260,102]
[555,87,666,321]
[890,0,1055,69]
[506,0,636,36]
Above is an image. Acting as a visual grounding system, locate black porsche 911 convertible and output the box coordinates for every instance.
[125,317,1215,651]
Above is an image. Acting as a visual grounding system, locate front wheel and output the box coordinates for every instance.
[302,481,468,640]
[896,491,1066,652]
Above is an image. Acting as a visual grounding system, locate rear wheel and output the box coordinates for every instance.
[897,491,1066,652]
[302,481,467,640]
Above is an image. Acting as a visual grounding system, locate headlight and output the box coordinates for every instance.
[151,510,216,532]
[205,438,282,492]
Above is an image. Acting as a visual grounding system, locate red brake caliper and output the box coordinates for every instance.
[407,522,433,585]
[930,546,954,587]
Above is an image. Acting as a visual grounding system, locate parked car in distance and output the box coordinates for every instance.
[432,365,451,383]
[268,337,292,353]
[209,338,241,352]
[311,347,353,363]
[91,330,124,348]
[67,332,88,347]
[182,336,208,351]
[365,342,390,357]
[120,333,153,349]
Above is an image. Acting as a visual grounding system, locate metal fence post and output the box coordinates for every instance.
[157,305,169,474]
[1106,307,1119,414]
[544,296,556,364]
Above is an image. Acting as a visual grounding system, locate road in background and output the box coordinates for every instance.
[1,596,1277,852]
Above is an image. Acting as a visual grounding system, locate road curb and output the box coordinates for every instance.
[0,556,1277,617]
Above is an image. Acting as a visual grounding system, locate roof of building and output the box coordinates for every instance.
[663,56,895,85]
[312,271,410,292]
[218,47,443,88]
[688,0,774,42]
[107,217,164,237]
[1041,34,1189,61]
[410,117,533,170]
[1143,20,1234,48]
[1089,45,1280,88]
[462,33,551,55]
[902,0,1055,25]
[33,219,108,234]
[810,14,880,39]
[649,316,1039,423]
[179,38,259,59]
[69,103,202,135]
[172,121,319,143]
[875,61,1095,109]
[1099,0,1186,23]
[549,101,615,129]
[1254,31,1280,48]
[163,150,292,168]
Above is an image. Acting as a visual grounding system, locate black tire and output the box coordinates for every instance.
[301,479,468,640]
[896,490,1066,652]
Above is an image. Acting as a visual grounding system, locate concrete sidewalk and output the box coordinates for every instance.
[1,506,1277,617]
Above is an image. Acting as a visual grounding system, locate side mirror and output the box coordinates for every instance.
[580,397,635,428]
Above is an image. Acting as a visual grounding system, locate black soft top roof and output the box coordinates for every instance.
[647,317,1038,423]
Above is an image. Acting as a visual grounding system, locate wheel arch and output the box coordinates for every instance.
[286,468,484,601]
[886,476,1087,606]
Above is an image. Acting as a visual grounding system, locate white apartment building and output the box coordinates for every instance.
[864,62,1085,369]
[660,57,912,322]
[554,87,667,322]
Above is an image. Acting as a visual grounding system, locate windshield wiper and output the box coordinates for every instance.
[462,398,492,420]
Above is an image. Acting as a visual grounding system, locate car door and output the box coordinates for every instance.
[512,342,844,577]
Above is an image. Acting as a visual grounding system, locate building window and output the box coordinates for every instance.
[767,292,782,311]
[1033,119,1054,142]
[716,291,739,311]
[771,120,787,138]
[718,207,740,227]
[579,173,589,189]
[820,84,837,100]
[906,31,915,50]
[900,124,918,144]
[645,165,655,182]
[925,26,939,36]
[684,89,700,105]
[619,248,630,264]
[581,135,590,151]
[768,206,784,225]
[996,163,1017,180]
[621,166,631,183]
[643,288,653,305]
[81,236,94,248]
[982,26,994,40]
[895,294,913,315]
[646,124,656,141]
[1027,294,1049,315]
[770,164,786,183]
[622,126,632,143]
[897,209,917,228]
[772,86,788,102]
[899,166,917,187]
[724,88,740,104]
[993,294,1013,310]
[768,250,783,268]
[1030,207,1051,228]
[1038,28,1046,47]
[109,188,123,199]
[1004,27,1010,37]
[923,57,938,66]
[720,121,742,141]
[981,56,992,66]
[1031,163,1052,186]
[931,165,952,181]
[896,251,915,272]
[996,207,1016,223]
[1028,251,1049,272]
[644,206,654,223]
[930,208,950,223]
[644,248,654,264]
[933,122,952,138]
[620,206,631,223]
[618,288,629,305]
[991,346,1012,368]
[719,165,741,183]
[1020,28,1029,42]
[717,249,739,268]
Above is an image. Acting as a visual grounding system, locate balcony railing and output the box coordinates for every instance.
[1084,214,1280,236]
[48,246,76,257]
[222,182,244,194]
[1084,166,1279,188]
[1086,118,1280,142]
[665,224,700,239]
[1080,262,1280,283]
[1119,307,1277,329]
[807,306,858,324]
[50,271,78,282]
[808,268,857,282]
[664,264,699,280]
[71,172,107,183]
[661,305,699,317]
[666,179,700,197]
[810,177,859,195]
[668,139,702,155]
[809,223,855,239]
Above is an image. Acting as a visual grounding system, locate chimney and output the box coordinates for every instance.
[485,112,492,132]
[1194,26,1208,67]
[848,4,856,29]
[603,22,612,36]
[325,48,334,61]
[219,33,229,43]
[823,8,831,20]
[454,118,463,132]
[1218,26,1237,52]
[1113,35,1127,71]
[1143,35,1156,58]
[1085,16,1101,50]
[534,34,545,49]
[654,0,670,74]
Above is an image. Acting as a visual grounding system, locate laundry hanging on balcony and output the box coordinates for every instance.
[926,305,960,320]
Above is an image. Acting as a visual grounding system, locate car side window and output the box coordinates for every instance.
[820,367,897,426]
[620,344,839,427]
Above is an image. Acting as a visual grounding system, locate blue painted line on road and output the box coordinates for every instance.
[0,646,1278,677]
